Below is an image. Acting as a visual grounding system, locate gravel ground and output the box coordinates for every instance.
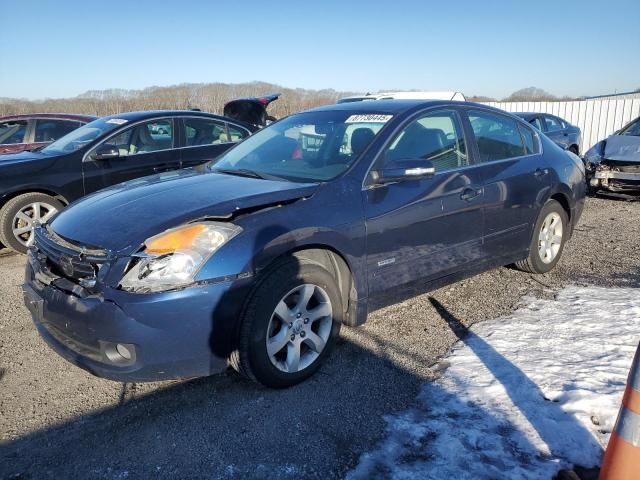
[1,197,639,480]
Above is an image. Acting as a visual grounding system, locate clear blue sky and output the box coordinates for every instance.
[1,0,638,100]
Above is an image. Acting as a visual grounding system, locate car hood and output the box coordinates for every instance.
[50,169,319,254]
[603,135,640,162]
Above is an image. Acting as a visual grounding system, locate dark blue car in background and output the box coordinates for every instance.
[514,112,582,155]
[23,100,586,388]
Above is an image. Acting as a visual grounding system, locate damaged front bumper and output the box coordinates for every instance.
[588,163,640,193]
[23,249,253,382]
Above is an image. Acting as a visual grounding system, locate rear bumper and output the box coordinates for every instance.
[24,252,253,382]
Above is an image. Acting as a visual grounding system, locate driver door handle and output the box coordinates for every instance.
[460,187,482,201]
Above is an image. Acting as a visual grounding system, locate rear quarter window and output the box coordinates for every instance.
[518,123,540,155]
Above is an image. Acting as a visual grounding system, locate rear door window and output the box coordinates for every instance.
[34,119,82,142]
[227,123,250,142]
[183,118,228,146]
[0,120,28,144]
[183,118,250,146]
[468,110,527,162]
[544,115,562,132]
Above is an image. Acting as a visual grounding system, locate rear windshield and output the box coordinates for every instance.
[211,111,393,182]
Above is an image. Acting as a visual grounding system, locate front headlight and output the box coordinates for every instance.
[119,222,242,293]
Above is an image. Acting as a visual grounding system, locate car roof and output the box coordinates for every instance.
[514,112,546,118]
[304,99,504,116]
[338,91,466,102]
[100,110,250,125]
[0,113,97,122]
[306,99,459,114]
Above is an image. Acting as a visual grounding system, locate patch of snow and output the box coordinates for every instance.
[349,286,640,480]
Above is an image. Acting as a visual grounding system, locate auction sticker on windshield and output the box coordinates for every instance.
[345,114,393,123]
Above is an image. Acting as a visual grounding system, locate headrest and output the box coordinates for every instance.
[351,128,376,155]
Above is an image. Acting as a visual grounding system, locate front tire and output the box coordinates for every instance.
[515,199,568,274]
[230,258,342,388]
[0,193,63,254]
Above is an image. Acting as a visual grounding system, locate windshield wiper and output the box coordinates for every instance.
[214,168,284,181]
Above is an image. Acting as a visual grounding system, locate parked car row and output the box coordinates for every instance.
[0,95,281,253]
[20,99,587,388]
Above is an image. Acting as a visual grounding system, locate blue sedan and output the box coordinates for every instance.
[23,100,586,387]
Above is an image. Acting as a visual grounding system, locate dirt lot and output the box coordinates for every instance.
[1,197,639,480]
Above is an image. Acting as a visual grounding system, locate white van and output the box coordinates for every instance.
[337,91,466,103]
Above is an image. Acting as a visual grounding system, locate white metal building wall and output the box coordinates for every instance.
[483,99,640,153]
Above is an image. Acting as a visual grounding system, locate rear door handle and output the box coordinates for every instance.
[534,168,549,177]
[460,187,482,201]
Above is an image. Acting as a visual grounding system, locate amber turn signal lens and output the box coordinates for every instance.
[145,224,207,254]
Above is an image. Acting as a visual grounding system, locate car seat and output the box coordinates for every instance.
[351,128,376,156]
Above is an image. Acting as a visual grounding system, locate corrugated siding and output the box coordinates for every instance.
[483,99,640,153]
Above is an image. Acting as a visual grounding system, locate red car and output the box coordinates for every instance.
[0,113,96,154]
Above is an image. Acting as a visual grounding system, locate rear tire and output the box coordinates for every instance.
[0,193,63,254]
[230,258,342,388]
[515,199,568,274]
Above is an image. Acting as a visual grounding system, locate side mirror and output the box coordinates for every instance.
[92,144,120,160]
[372,159,435,184]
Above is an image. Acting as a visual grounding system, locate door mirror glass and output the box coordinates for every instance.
[372,159,435,184]
[92,144,120,160]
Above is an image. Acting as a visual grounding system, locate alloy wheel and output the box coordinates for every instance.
[12,202,58,247]
[266,283,333,373]
[537,212,563,264]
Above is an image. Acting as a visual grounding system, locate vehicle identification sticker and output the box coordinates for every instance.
[345,114,393,124]
[106,118,128,125]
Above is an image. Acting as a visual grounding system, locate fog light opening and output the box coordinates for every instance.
[116,343,133,360]
[103,342,136,365]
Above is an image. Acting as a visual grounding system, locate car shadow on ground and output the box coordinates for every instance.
[1,299,603,480]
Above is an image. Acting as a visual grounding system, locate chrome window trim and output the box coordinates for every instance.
[361,105,544,190]
[173,141,240,151]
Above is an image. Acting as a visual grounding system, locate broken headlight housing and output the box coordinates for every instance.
[119,222,242,293]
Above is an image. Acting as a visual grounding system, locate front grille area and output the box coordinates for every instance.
[603,160,640,173]
[34,227,107,282]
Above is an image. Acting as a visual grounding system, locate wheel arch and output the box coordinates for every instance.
[0,187,69,210]
[260,244,360,326]
[549,191,571,222]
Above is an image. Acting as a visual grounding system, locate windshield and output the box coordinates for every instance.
[41,117,125,155]
[619,118,640,137]
[210,111,392,182]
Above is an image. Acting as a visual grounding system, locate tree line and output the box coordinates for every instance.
[0,81,356,119]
